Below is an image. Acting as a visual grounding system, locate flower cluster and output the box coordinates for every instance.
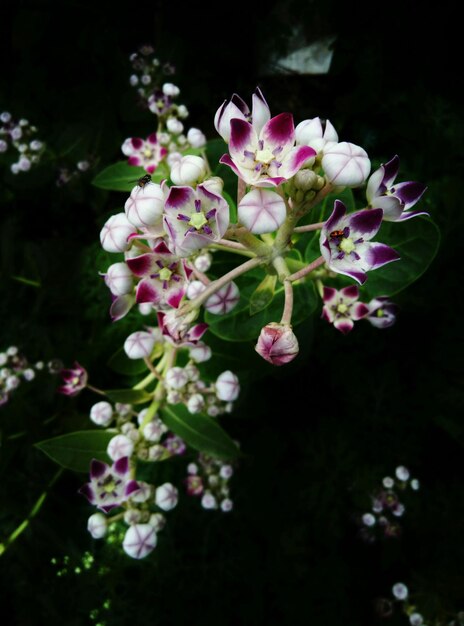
[185,453,235,512]
[0,111,45,174]
[56,158,93,187]
[128,45,175,104]
[357,465,419,542]
[0,346,55,406]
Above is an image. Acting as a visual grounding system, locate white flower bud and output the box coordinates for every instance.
[193,253,212,273]
[6,376,20,391]
[149,512,166,532]
[19,119,28,127]
[162,83,180,97]
[201,176,224,195]
[157,132,170,145]
[166,117,183,135]
[187,127,206,148]
[410,479,420,490]
[170,155,207,186]
[104,262,134,296]
[186,280,207,300]
[129,74,138,86]
[177,105,189,119]
[167,151,182,168]
[207,405,220,417]
[295,117,338,152]
[409,613,424,626]
[148,444,166,460]
[395,466,410,481]
[155,483,179,511]
[0,353,7,366]
[130,481,152,503]
[143,420,164,442]
[238,188,286,235]
[382,476,394,489]
[11,127,22,140]
[35,361,44,370]
[23,368,35,381]
[204,282,240,315]
[107,434,134,461]
[77,160,90,171]
[188,341,212,363]
[141,74,151,85]
[215,371,240,402]
[125,182,165,229]
[138,302,153,315]
[165,367,189,390]
[184,364,200,381]
[177,134,187,145]
[392,583,408,600]
[116,402,132,417]
[322,142,371,187]
[220,498,233,512]
[392,503,405,517]
[124,331,156,359]
[0,140,7,153]
[30,140,43,151]
[0,368,10,379]
[100,213,136,253]
[87,513,107,539]
[18,157,31,172]
[18,143,27,153]
[0,112,11,123]
[219,465,233,479]
[90,401,113,427]
[187,462,198,475]
[201,493,217,509]
[187,393,205,414]
[123,524,157,559]
[166,390,182,404]
[10,163,20,174]
[362,513,376,527]
[124,509,142,525]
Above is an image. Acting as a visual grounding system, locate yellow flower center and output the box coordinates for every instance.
[144,148,153,158]
[337,303,349,314]
[255,148,274,164]
[103,479,116,493]
[376,309,385,318]
[189,212,208,230]
[339,237,356,254]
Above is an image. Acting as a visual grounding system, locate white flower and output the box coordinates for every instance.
[123,524,157,559]
[104,262,134,296]
[170,155,207,186]
[124,331,156,359]
[187,127,206,148]
[322,142,371,187]
[100,213,136,253]
[107,435,134,461]
[155,483,179,511]
[215,371,240,402]
[165,367,189,390]
[124,182,165,229]
[162,83,180,97]
[87,513,107,539]
[392,582,408,600]
[90,401,113,427]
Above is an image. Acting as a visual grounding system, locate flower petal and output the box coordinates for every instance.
[219,153,242,178]
[393,181,427,209]
[125,480,141,497]
[251,87,271,136]
[382,155,400,187]
[90,459,108,479]
[340,285,360,302]
[126,253,156,277]
[348,208,383,240]
[238,188,287,234]
[165,185,196,211]
[110,294,134,321]
[352,302,370,320]
[334,318,354,334]
[279,145,316,179]
[136,279,162,304]
[324,200,347,232]
[113,456,129,476]
[366,242,400,269]
[260,112,295,153]
[78,483,96,504]
[229,119,256,158]
[322,286,338,304]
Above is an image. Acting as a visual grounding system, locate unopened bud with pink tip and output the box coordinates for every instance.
[255,323,299,365]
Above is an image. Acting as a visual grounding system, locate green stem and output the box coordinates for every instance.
[0,469,63,557]
[293,222,325,233]
[209,243,255,258]
[287,256,326,282]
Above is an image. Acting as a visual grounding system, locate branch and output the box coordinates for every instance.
[286,256,326,282]
[293,222,325,233]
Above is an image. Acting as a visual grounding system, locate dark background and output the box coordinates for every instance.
[0,1,462,624]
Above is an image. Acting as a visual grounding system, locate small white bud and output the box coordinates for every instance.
[155,483,179,511]
[165,367,189,390]
[35,361,44,370]
[100,213,136,253]
[177,105,189,119]
[207,405,220,417]
[362,513,376,527]
[77,160,90,171]
[184,364,200,381]
[18,143,27,153]
[187,127,206,148]
[392,503,405,517]
[104,262,134,296]
[6,376,20,391]
[395,466,410,481]
[129,74,139,86]
[215,371,240,402]
[123,524,157,559]
[0,140,7,153]
[188,341,212,363]
[410,479,420,491]
[167,390,182,404]
[219,465,233,479]
[11,127,22,140]
[194,253,212,273]
[166,117,183,135]
[7,346,18,356]
[167,151,182,168]
[19,119,28,127]
[187,393,205,414]
[149,512,166,532]
[148,444,166,461]
[124,331,156,359]
[23,368,35,381]
[0,112,11,123]
[30,140,43,151]
[201,492,217,509]
[107,434,134,461]
[392,582,408,600]
[141,74,151,85]
[162,83,180,97]
[10,163,20,174]
[186,280,207,300]
[157,132,170,145]
[18,157,31,172]
[409,613,424,626]
[87,513,107,539]
[0,353,7,366]
[382,476,394,489]
[187,463,198,475]
[138,302,153,315]
[90,401,113,427]
[130,481,152,503]
[220,498,233,512]
[124,509,142,525]
[143,420,164,442]
[170,155,206,185]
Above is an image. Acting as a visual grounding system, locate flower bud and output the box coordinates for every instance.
[220,498,233,512]
[90,401,113,427]
[0,140,7,153]
[149,512,166,532]
[177,105,189,119]
[100,213,136,253]
[143,420,164,442]
[23,368,35,381]
[255,323,299,366]
[130,481,152,503]
[293,169,318,191]
[201,492,217,509]
[6,376,20,391]
[107,434,134,461]
[162,83,180,97]
[193,252,212,273]
[201,176,224,196]
[170,155,207,186]
[124,509,142,525]
[30,140,43,151]
[124,182,165,229]
[187,127,206,148]
[167,151,182,168]
[215,370,240,402]
[187,462,198,475]
[155,483,179,511]
[187,393,205,414]
[392,583,408,600]
[186,280,207,300]
[129,74,138,86]
[295,117,338,152]
[122,524,157,559]
[219,465,233,479]
[149,444,166,460]
[322,142,371,187]
[87,513,107,539]
[104,262,134,296]
[124,331,156,359]
[165,366,189,390]
[166,117,183,135]
[204,282,240,315]
[238,188,286,235]
[0,111,11,123]
[409,613,424,626]
[395,466,410,481]
[18,157,31,171]
[188,341,212,363]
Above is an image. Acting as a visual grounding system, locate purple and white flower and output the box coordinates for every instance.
[320,201,400,284]
[163,184,229,257]
[122,523,157,559]
[78,457,139,513]
[157,310,208,347]
[238,188,287,234]
[204,282,240,315]
[295,117,338,153]
[366,155,427,221]
[255,323,299,365]
[121,133,167,174]
[220,113,316,188]
[366,296,398,328]
[321,286,369,334]
[322,142,371,187]
[215,87,271,143]
[126,240,190,309]
[58,362,88,396]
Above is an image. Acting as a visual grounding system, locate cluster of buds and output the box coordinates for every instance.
[56,158,93,187]
[128,45,175,104]
[375,582,464,626]
[185,453,235,512]
[357,465,419,542]
[0,111,45,174]
[0,346,55,406]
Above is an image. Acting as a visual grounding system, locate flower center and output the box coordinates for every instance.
[189,211,208,230]
[376,309,385,318]
[102,476,116,493]
[339,237,356,254]
[255,147,275,164]
[144,148,153,158]
[158,267,172,282]
[336,303,349,315]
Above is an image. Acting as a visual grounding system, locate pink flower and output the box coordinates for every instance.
[321,286,369,334]
[121,133,167,174]
[58,362,88,396]
[255,323,299,366]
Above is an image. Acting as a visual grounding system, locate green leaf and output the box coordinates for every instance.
[105,389,152,404]
[249,274,277,315]
[223,191,237,223]
[92,161,169,192]
[107,347,148,375]
[205,269,317,342]
[205,138,228,169]
[35,430,114,472]
[161,405,239,460]
[363,217,440,298]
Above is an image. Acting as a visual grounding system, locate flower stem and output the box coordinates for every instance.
[86,384,106,397]
[143,357,163,380]
[280,280,294,325]
[286,256,326,282]
[293,222,325,233]
[216,238,248,251]
[192,266,211,285]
